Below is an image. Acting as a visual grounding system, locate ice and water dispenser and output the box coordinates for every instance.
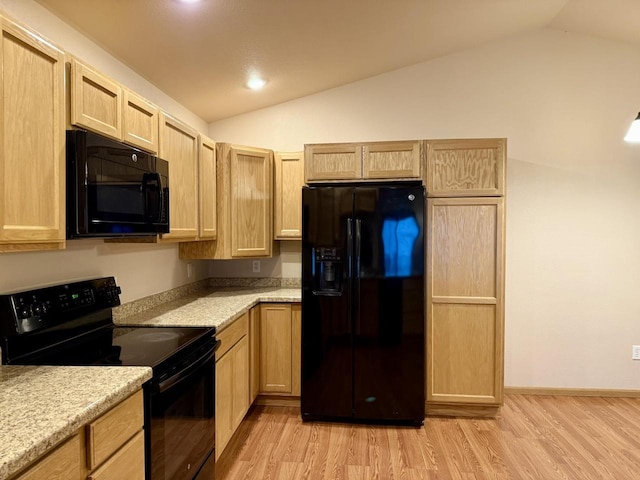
[312,247,343,294]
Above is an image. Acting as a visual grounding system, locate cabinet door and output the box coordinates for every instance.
[363,141,421,179]
[159,112,198,241]
[259,304,292,393]
[304,143,361,182]
[0,20,65,251]
[88,431,144,480]
[425,139,506,197]
[249,306,260,404]
[291,304,301,396]
[70,58,122,140]
[198,135,217,240]
[232,335,250,427]
[230,147,272,257]
[274,151,304,239]
[426,197,505,405]
[215,349,233,460]
[15,432,85,480]
[122,89,158,153]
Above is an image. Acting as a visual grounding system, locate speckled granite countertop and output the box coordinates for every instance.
[114,287,301,332]
[0,365,151,480]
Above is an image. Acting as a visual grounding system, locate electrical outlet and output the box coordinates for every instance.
[633,345,640,360]
[187,263,193,279]
[252,260,261,273]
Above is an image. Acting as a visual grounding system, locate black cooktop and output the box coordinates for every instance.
[0,277,215,369]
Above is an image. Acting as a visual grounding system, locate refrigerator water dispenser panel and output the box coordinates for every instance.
[313,247,343,294]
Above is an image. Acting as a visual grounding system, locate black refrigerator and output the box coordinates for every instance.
[301,183,425,425]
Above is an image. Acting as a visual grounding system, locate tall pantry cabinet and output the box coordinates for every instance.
[425,139,506,416]
[0,18,65,252]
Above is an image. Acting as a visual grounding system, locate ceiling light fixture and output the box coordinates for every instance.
[177,0,201,4]
[624,112,640,142]
[247,77,267,90]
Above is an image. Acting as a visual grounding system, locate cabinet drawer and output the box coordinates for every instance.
[86,390,143,469]
[217,312,249,359]
[15,432,84,480]
[87,430,145,480]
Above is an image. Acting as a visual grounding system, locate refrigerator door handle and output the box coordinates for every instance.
[347,218,353,278]
[355,219,362,278]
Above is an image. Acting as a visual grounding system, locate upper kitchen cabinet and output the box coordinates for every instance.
[159,112,199,242]
[180,143,273,259]
[305,141,421,183]
[122,88,159,153]
[70,58,122,141]
[425,138,505,197]
[0,17,65,253]
[274,151,304,240]
[69,58,159,154]
[198,135,217,240]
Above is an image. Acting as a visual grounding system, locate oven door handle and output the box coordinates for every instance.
[156,340,220,394]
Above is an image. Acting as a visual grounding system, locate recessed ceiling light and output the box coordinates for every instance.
[177,0,201,4]
[247,77,267,90]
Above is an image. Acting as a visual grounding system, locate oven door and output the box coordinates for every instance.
[148,339,219,480]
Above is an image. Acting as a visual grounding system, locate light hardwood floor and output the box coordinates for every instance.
[216,394,640,479]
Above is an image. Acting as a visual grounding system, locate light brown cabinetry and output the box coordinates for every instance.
[0,18,65,253]
[12,390,144,480]
[305,141,421,183]
[274,151,304,239]
[70,58,122,141]
[425,138,505,197]
[249,306,260,404]
[425,138,506,416]
[70,58,159,154]
[215,312,250,459]
[198,135,217,240]
[258,303,301,396]
[122,89,159,153]
[159,112,199,241]
[180,143,273,259]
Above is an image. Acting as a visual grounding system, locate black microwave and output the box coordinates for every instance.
[66,130,170,238]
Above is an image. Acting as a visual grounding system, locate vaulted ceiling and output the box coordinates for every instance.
[36,0,640,122]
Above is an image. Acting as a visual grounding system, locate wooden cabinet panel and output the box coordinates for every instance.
[15,432,85,480]
[249,306,260,404]
[215,347,234,460]
[70,58,122,140]
[198,135,217,240]
[215,315,250,460]
[425,139,505,197]
[122,89,158,153]
[363,141,421,179]
[0,19,65,250]
[274,151,304,239]
[259,303,292,394]
[230,147,272,257]
[232,335,250,427]
[216,312,248,359]
[291,304,301,396]
[159,112,198,241]
[426,197,504,406]
[87,431,144,480]
[86,389,144,469]
[305,143,361,181]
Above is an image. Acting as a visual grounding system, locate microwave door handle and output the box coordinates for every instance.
[142,172,162,223]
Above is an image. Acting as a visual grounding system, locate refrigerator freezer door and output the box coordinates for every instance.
[352,185,425,423]
[301,186,354,419]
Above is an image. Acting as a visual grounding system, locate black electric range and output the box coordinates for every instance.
[0,277,218,480]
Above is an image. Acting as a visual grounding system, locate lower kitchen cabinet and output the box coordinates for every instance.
[215,312,250,460]
[13,389,144,480]
[259,303,301,396]
[426,197,505,413]
[249,306,260,404]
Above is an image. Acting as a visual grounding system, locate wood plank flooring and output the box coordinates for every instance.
[216,394,640,479]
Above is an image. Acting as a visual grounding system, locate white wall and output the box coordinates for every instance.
[209,29,640,390]
[0,0,209,303]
